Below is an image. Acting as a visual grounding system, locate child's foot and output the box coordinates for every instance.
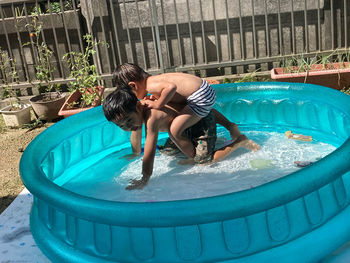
[235,135,260,152]
[159,138,181,156]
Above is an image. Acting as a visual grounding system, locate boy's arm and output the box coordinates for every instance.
[120,129,142,160]
[126,118,159,190]
[145,82,176,109]
[130,129,142,155]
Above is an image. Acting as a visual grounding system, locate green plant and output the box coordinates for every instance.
[47,1,73,13]
[22,117,44,131]
[15,6,25,17]
[48,2,61,13]
[234,69,260,83]
[281,54,314,74]
[30,5,43,16]
[308,55,320,69]
[298,55,307,72]
[63,34,107,108]
[320,50,337,70]
[0,47,21,108]
[345,50,350,67]
[341,85,350,95]
[25,17,60,100]
[279,49,350,74]
[223,77,231,84]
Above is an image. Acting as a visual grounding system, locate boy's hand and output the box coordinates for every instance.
[143,98,160,109]
[143,95,157,101]
[126,176,149,190]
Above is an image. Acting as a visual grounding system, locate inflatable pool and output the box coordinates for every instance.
[20,82,350,262]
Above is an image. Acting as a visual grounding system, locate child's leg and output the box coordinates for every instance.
[169,105,202,158]
[211,109,241,141]
[212,135,260,163]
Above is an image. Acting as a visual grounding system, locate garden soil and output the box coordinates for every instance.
[0,119,49,214]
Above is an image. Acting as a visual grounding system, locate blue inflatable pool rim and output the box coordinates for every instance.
[19,82,350,262]
[20,82,350,227]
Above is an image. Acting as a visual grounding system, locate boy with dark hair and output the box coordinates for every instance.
[103,84,138,122]
[103,87,259,190]
[112,63,150,87]
[112,63,219,160]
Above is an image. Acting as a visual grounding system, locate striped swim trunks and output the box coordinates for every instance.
[187,80,216,118]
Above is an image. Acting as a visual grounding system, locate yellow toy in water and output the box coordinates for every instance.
[285,130,312,142]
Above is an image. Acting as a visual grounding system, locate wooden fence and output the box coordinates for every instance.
[0,0,349,96]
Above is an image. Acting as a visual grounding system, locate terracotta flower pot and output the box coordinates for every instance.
[0,103,31,127]
[206,79,220,85]
[58,86,105,118]
[29,92,66,121]
[270,62,350,90]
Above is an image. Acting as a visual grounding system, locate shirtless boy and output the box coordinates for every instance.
[103,86,259,190]
[113,63,221,159]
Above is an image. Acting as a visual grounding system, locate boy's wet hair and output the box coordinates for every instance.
[103,85,138,122]
[112,63,150,87]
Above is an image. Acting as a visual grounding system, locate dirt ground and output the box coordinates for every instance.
[0,117,49,214]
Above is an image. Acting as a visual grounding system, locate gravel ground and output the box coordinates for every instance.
[0,117,48,214]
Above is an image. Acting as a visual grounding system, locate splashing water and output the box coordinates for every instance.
[62,130,336,202]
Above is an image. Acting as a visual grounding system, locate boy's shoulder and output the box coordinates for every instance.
[145,107,164,121]
[144,108,169,130]
[147,72,181,82]
[147,74,167,83]
[148,72,202,85]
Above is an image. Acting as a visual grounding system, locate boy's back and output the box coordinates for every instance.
[146,72,203,104]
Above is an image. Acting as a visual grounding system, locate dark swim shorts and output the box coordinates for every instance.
[159,111,217,164]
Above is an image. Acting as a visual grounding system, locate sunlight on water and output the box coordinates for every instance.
[62,130,336,202]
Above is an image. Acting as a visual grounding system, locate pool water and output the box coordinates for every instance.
[61,128,336,202]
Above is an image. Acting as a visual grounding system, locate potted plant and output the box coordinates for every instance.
[0,48,31,128]
[270,50,350,90]
[58,34,106,118]
[26,17,65,121]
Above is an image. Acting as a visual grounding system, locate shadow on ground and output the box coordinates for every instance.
[0,195,18,214]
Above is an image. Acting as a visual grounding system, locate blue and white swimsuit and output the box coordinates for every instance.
[187,80,216,118]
